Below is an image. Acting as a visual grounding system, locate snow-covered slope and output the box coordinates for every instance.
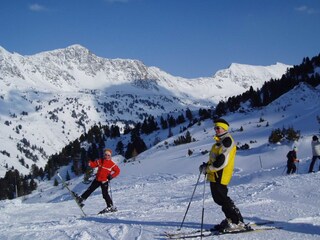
[1,171,319,239]
[0,83,319,240]
[0,45,291,176]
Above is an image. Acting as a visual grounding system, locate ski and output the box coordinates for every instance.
[57,172,86,217]
[98,206,118,215]
[71,191,85,208]
[165,226,280,239]
[164,221,280,239]
[165,220,275,236]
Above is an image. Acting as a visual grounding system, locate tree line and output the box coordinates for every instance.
[43,108,212,182]
[0,168,38,200]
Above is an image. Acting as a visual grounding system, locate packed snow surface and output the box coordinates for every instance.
[1,82,320,239]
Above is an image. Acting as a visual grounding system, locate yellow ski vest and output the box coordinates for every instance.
[206,132,237,185]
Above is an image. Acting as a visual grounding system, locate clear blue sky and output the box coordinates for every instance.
[1,0,320,78]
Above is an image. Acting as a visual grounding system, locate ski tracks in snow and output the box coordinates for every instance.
[1,172,320,239]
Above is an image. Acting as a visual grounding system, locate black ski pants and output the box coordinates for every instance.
[210,182,243,224]
[81,179,113,207]
[287,161,297,174]
[308,156,320,173]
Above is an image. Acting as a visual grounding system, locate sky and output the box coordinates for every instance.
[1,0,320,78]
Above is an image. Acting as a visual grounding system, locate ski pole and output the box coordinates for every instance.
[259,156,263,169]
[200,174,206,240]
[178,171,202,231]
[281,165,287,175]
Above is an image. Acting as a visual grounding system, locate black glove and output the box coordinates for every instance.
[107,175,113,181]
[199,162,207,174]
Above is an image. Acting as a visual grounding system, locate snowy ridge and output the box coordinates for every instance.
[0,44,290,96]
[214,62,289,89]
[0,81,319,239]
[0,45,290,176]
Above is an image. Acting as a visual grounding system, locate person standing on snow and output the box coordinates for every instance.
[308,135,320,173]
[75,148,120,213]
[286,146,299,174]
[199,118,245,233]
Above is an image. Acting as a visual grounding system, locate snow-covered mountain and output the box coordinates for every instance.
[0,44,289,95]
[0,82,319,240]
[0,45,291,177]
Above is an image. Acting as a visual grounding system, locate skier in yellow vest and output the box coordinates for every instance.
[199,119,245,233]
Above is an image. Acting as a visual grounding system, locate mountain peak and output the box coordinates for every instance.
[227,62,287,71]
[212,62,292,90]
[52,44,92,56]
[64,44,90,54]
[66,44,87,50]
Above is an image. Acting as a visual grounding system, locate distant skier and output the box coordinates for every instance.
[286,146,299,174]
[308,135,320,173]
[75,148,120,213]
[199,118,245,233]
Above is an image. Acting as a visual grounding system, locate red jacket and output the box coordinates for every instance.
[89,158,120,182]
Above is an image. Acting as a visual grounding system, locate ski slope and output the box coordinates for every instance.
[0,163,320,240]
[0,83,320,239]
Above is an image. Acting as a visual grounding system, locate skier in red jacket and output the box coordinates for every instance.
[75,148,120,213]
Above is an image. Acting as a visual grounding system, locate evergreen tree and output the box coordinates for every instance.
[140,116,158,134]
[285,126,300,142]
[268,128,284,143]
[149,116,159,132]
[123,123,132,134]
[185,131,192,143]
[176,114,186,124]
[125,142,134,159]
[72,139,81,155]
[174,131,193,145]
[186,108,193,122]
[0,178,9,200]
[31,164,40,179]
[215,101,227,117]
[103,125,111,137]
[199,108,211,120]
[160,116,168,129]
[92,143,100,159]
[29,178,37,190]
[141,118,149,134]
[98,137,106,156]
[110,125,120,138]
[168,115,176,127]
[125,134,147,159]
[116,141,124,155]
